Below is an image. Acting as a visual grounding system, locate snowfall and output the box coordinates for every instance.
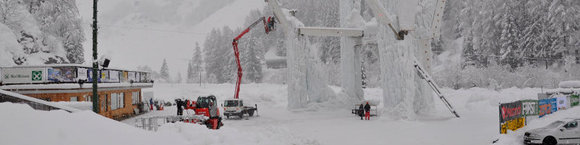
[0,83,578,145]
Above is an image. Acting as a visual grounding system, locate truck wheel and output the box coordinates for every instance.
[238,113,243,118]
[205,122,212,129]
[249,110,254,117]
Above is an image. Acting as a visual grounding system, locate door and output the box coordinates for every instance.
[559,121,580,144]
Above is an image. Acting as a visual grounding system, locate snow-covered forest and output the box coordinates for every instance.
[435,0,580,89]
[1,0,579,90]
[0,0,84,66]
[199,0,580,89]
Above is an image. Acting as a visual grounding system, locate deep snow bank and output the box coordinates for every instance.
[0,102,315,145]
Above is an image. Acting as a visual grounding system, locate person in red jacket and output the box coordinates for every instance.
[364,102,371,120]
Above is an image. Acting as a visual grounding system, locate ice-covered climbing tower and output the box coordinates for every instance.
[339,0,365,102]
[267,0,335,109]
[373,0,438,118]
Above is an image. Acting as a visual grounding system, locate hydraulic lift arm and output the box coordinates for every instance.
[232,16,275,99]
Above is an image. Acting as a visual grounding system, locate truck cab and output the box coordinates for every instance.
[223,99,257,119]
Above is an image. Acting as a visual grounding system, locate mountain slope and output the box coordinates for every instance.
[77,0,266,78]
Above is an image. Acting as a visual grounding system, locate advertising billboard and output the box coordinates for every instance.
[1,67,47,84]
[557,96,567,110]
[539,98,557,118]
[571,95,579,107]
[48,67,76,83]
[77,68,88,81]
[108,70,120,83]
[121,71,128,83]
[87,69,101,82]
[521,100,538,116]
[499,101,522,123]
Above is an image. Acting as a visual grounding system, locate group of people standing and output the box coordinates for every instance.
[358,102,371,120]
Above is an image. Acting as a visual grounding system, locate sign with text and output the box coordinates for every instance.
[500,117,525,134]
[521,100,538,116]
[499,101,522,123]
[1,67,46,84]
[539,98,557,118]
[77,68,88,80]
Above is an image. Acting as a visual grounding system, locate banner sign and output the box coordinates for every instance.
[87,69,101,82]
[499,101,522,123]
[521,100,538,116]
[571,95,579,107]
[500,117,525,134]
[107,70,120,83]
[121,71,128,82]
[557,96,568,110]
[48,67,76,82]
[77,68,88,81]
[539,98,557,118]
[1,67,47,84]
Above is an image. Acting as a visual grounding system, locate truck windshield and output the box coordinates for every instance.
[224,100,238,107]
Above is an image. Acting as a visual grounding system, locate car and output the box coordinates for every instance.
[524,118,580,145]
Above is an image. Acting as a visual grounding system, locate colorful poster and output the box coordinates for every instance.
[48,67,76,82]
[539,98,557,118]
[499,101,522,123]
[521,100,538,116]
[557,96,567,110]
[500,117,526,134]
[87,69,101,82]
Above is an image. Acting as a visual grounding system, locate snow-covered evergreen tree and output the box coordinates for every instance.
[186,61,194,83]
[191,42,203,83]
[0,0,85,65]
[160,59,171,83]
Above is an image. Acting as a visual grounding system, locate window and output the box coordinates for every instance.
[109,93,125,110]
[565,121,578,128]
[119,93,124,108]
[70,96,78,102]
[132,91,140,104]
[111,93,118,110]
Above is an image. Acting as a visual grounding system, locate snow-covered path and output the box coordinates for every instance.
[2,83,574,145]
[122,84,548,145]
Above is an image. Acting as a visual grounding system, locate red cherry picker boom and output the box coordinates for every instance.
[223,16,275,119]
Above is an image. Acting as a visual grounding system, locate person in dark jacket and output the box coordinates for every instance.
[175,99,183,116]
[358,104,364,120]
[364,102,371,120]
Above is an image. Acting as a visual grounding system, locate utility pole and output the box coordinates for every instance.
[92,0,99,113]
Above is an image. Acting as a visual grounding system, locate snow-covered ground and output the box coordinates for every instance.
[2,83,577,145]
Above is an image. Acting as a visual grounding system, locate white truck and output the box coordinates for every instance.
[222,99,257,119]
